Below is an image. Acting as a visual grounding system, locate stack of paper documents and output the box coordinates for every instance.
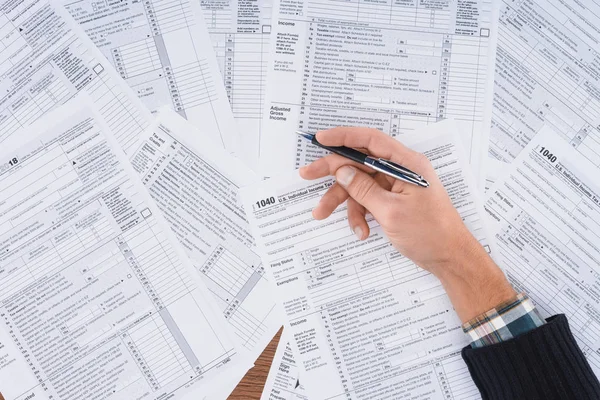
[0,101,250,399]
[1,0,600,398]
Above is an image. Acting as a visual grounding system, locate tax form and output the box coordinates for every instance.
[261,331,307,400]
[62,0,241,153]
[201,0,273,168]
[486,126,600,375]
[488,0,600,182]
[130,109,283,364]
[0,101,248,400]
[241,121,485,399]
[0,0,151,153]
[258,0,499,184]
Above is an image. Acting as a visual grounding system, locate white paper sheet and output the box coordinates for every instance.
[129,109,283,367]
[258,0,500,185]
[487,0,600,182]
[0,0,152,154]
[202,366,251,400]
[62,0,241,154]
[0,99,249,400]
[200,0,273,169]
[241,121,488,399]
[261,331,307,400]
[486,125,600,375]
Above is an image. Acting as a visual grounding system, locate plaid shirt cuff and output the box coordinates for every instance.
[462,293,545,348]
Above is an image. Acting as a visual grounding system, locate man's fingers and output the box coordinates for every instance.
[374,172,395,191]
[299,154,371,180]
[335,166,389,211]
[316,127,424,170]
[312,183,349,220]
[347,198,369,240]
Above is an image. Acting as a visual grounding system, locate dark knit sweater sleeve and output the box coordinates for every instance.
[461,314,600,400]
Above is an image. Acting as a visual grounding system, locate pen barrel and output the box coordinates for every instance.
[311,137,367,164]
[367,158,427,187]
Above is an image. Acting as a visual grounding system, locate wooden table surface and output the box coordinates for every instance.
[228,328,282,399]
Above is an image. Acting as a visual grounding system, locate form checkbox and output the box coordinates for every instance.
[93,64,104,74]
[480,28,490,37]
[263,25,271,34]
[141,208,152,218]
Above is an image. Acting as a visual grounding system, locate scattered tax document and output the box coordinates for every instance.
[487,0,600,184]
[129,109,283,365]
[201,0,273,169]
[485,126,600,375]
[61,0,241,154]
[261,331,307,400]
[0,0,153,153]
[241,121,488,399]
[0,101,249,400]
[258,0,499,185]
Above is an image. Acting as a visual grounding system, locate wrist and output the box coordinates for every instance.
[433,238,516,322]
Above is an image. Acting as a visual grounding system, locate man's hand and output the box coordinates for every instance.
[299,127,516,322]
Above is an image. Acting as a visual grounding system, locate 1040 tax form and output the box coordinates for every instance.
[242,122,486,399]
[486,126,600,375]
[0,100,248,400]
[487,0,600,184]
[259,0,499,185]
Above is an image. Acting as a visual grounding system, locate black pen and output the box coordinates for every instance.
[296,130,429,188]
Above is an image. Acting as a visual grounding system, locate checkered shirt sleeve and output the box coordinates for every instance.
[462,293,545,348]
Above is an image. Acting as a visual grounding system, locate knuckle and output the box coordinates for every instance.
[334,186,348,203]
[367,127,385,136]
[348,204,364,220]
[351,177,378,201]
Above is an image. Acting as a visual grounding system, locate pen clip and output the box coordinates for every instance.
[377,158,424,181]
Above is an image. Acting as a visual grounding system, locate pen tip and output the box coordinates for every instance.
[295,130,314,141]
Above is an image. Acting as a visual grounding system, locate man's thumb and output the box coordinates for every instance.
[336,166,387,210]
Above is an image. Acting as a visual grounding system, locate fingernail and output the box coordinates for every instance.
[336,166,356,187]
[353,226,363,240]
